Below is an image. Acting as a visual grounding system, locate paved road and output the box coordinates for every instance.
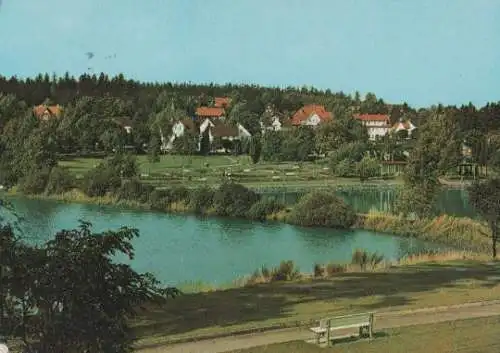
[137,300,500,353]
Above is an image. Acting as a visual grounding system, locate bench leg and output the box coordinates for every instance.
[369,324,373,339]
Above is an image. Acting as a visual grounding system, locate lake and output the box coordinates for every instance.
[1,195,453,287]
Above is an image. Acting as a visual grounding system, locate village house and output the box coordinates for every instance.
[259,105,292,133]
[32,104,62,121]
[354,114,391,140]
[214,97,231,109]
[290,104,333,127]
[162,117,251,153]
[195,106,226,120]
[390,118,417,137]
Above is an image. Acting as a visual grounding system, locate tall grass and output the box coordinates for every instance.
[357,211,491,253]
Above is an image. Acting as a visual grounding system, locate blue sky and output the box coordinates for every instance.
[0,0,499,107]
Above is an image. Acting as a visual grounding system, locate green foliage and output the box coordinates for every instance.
[199,128,210,155]
[115,178,154,203]
[248,136,262,164]
[148,189,171,210]
[213,182,260,217]
[288,191,356,228]
[18,168,51,195]
[270,260,300,281]
[315,114,368,153]
[468,178,500,258]
[189,186,215,215]
[351,249,385,271]
[261,131,284,161]
[329,141,369,166]
[1,221,176,352]
[173,131,199,155]
[105,153,139,179]
[333,158,356,177]
[355,155,380,181]
[82,164,122,197]
[395,183,440,219]
[246,198,285,221]
[45,166,75,195]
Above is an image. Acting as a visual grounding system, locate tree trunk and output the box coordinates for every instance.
[492,225,498,259]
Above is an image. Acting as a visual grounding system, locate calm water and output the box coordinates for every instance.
[1,196,452,287]
[264,187,474,218]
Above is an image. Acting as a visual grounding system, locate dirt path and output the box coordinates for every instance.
[136,300,500,353]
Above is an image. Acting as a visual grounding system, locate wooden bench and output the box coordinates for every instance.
[309,312,374,346]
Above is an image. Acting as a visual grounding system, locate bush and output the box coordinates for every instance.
[333,158,355,177]
[351,249,385,271]
[213,182,260,217]
[246,198,285,221]
[189,187,215,215]
[355,155,380,181]
[271,260,300,281]
[325,263,346,276]
[313,263,324,278]
[19,168,50,195]
[105,153,139,178]
[288,191,356,228]
[45,167,75,195]
[82,165,121,197]
[115,178,154,203]
[167,186,190,204]
[149,189,171,210]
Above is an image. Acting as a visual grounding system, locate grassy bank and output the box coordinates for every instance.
[229,315,500,353]
[131,259,500,347]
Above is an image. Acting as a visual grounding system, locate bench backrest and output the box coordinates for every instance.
[323,312,373,328]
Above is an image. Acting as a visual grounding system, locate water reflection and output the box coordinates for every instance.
[263,187,476,218]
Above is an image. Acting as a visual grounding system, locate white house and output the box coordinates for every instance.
[163,117,251,153]
[354,114,391,140]
[390,119,417,137]
[290,104,333,127]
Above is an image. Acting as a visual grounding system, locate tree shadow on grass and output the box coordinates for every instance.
[132,261,500,340]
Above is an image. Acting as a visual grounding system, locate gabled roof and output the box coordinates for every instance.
[290,104,332,125]
[33,104,62,119]
[214,97,231,108]
[206,119,239,137]
[354,114,390,122]
[196,106,225,118]
[391,120,416,131]
[178,118,196,131]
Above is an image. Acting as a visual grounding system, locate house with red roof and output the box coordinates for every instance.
[354,114,391,140]
[195,106,226,120]
[290,104,332,127]
[214,97,232,109]
[390,119,417,137]
[33,104,62,121]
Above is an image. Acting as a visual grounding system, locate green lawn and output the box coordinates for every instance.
[229,316,500,353]
[132,260,500,347]
[58,154,401,189]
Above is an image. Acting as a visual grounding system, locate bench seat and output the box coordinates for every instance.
[309,312,374,346]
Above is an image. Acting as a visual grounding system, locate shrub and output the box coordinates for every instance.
[355,155,380,181]
[351,249,385,271]
[325,263,346,276]
[149,189,171,210]
[288,191,356,228]
[82,165,121,197]
[115,178,154,203]
[246,198,285,221]
[105,153,139,178]
[333,158,355,177]
[213,182,260,217]
[167,186,190,204]
[19,168,50,195]
[45,167,75,195]
[189,187,215,215]
[270,260,300,281]
[313,263,324,278]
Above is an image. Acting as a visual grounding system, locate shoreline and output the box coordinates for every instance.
[5,187,490,256]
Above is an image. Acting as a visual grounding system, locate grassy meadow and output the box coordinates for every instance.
[131,259,500,348]
[58,154,402,189]
[229,316,500,353]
